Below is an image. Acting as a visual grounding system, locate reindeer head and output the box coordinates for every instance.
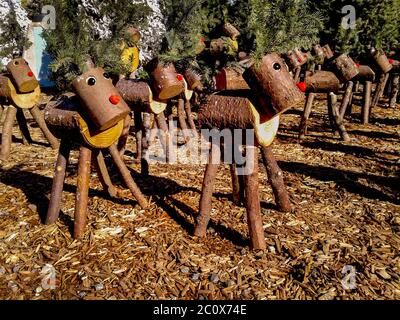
[6,58,39,93]
[72,67,130,131]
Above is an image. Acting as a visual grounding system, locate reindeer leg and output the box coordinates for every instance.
[45,140,71,224]
[230,164,244,205]
[298,93,315,140]
[117,113,132,156]
[155,111,170,163]
[140,112,152,176]
[194,143,221,237]
[133,111,142,160]
[294,66,301,83]
[184,99,197,131]
[177,98,191,143]
[108,144,148,209]
[243,146,266,250]
[93,150,117,198]
[16,108,33,145]
[329,92,350,142]
[361,81,372,124]
[261,146,291,212]
[0,105,17,161]
[339,81,354,121]
[73,145,92,239]
[389,74,399,108]
[29,106,59,149]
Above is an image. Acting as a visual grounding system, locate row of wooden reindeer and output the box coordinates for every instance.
[0,39,398,250]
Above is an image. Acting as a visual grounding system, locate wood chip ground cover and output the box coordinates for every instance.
[0,93,399,300]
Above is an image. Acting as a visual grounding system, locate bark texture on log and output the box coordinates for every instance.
[261,146,291,212]
[72,67,130,131]
[74,145,92,239]
[222,22,240,39]
[304,71,341,93]
[215,67,250,91]
[285,48,307,70]
[198,95,255,130]
[194,142,221,237]
[45,140,71,224]
[354,65,375,81]
[146,60,184,100]
[0,105,17,160]
[243,53,305,119]
[322,44,334,59]
[243,146,266,250]
[331,54,359,81]
[312,44,325,65]
[372,52,393,73]
[108,144,148,209]
[0,75,41,109]
[183,68,203,92]
[115,79,152,108]
[6,58,39,93]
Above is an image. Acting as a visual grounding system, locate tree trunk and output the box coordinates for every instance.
[74,145,92,239]
[261,146,292,212]
[0,105,17,160]
[194,142,221,237]
[30,106,59,149]
[45,140,71,224]
[361,81,372,124]
[298,93,315,140]
[108,144,148,209]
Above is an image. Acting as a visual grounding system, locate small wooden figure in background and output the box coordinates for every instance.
[195,53,305,250]
[0,57,59,161]
[298,53,360,142]
[284,47,309,83]
[44,66,148,239]
[370,48,393,109]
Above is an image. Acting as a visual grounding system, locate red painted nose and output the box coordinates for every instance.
[389,59,394,64]
[355,63,361,68]
[109,95,121,105]
[27,71,34,77]
[176,74,184,81]
[297,82,307,92]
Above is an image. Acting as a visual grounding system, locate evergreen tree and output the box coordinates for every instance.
[23,0,150,90]
[0,3,31,69]
[248,0,323,61]
[307,0,400,58]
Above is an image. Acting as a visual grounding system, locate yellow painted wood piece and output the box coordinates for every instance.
[78,117,124,149]
[149,100,167,115]
[0,77,41,109]
[183,79,193,101]
[249,102,280,147]
[121,47,140,73]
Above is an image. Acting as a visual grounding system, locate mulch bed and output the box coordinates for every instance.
[0,91,399,300]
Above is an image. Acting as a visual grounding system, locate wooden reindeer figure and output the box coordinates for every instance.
[298,53,359,142]
[370,48,393,109]
[44,67,148,239]
[283,47,309,83]
[0,57,58,161]
[195,53,305,250]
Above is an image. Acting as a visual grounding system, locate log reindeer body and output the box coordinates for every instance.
[44,68,148,238]
[0,58,58,160]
